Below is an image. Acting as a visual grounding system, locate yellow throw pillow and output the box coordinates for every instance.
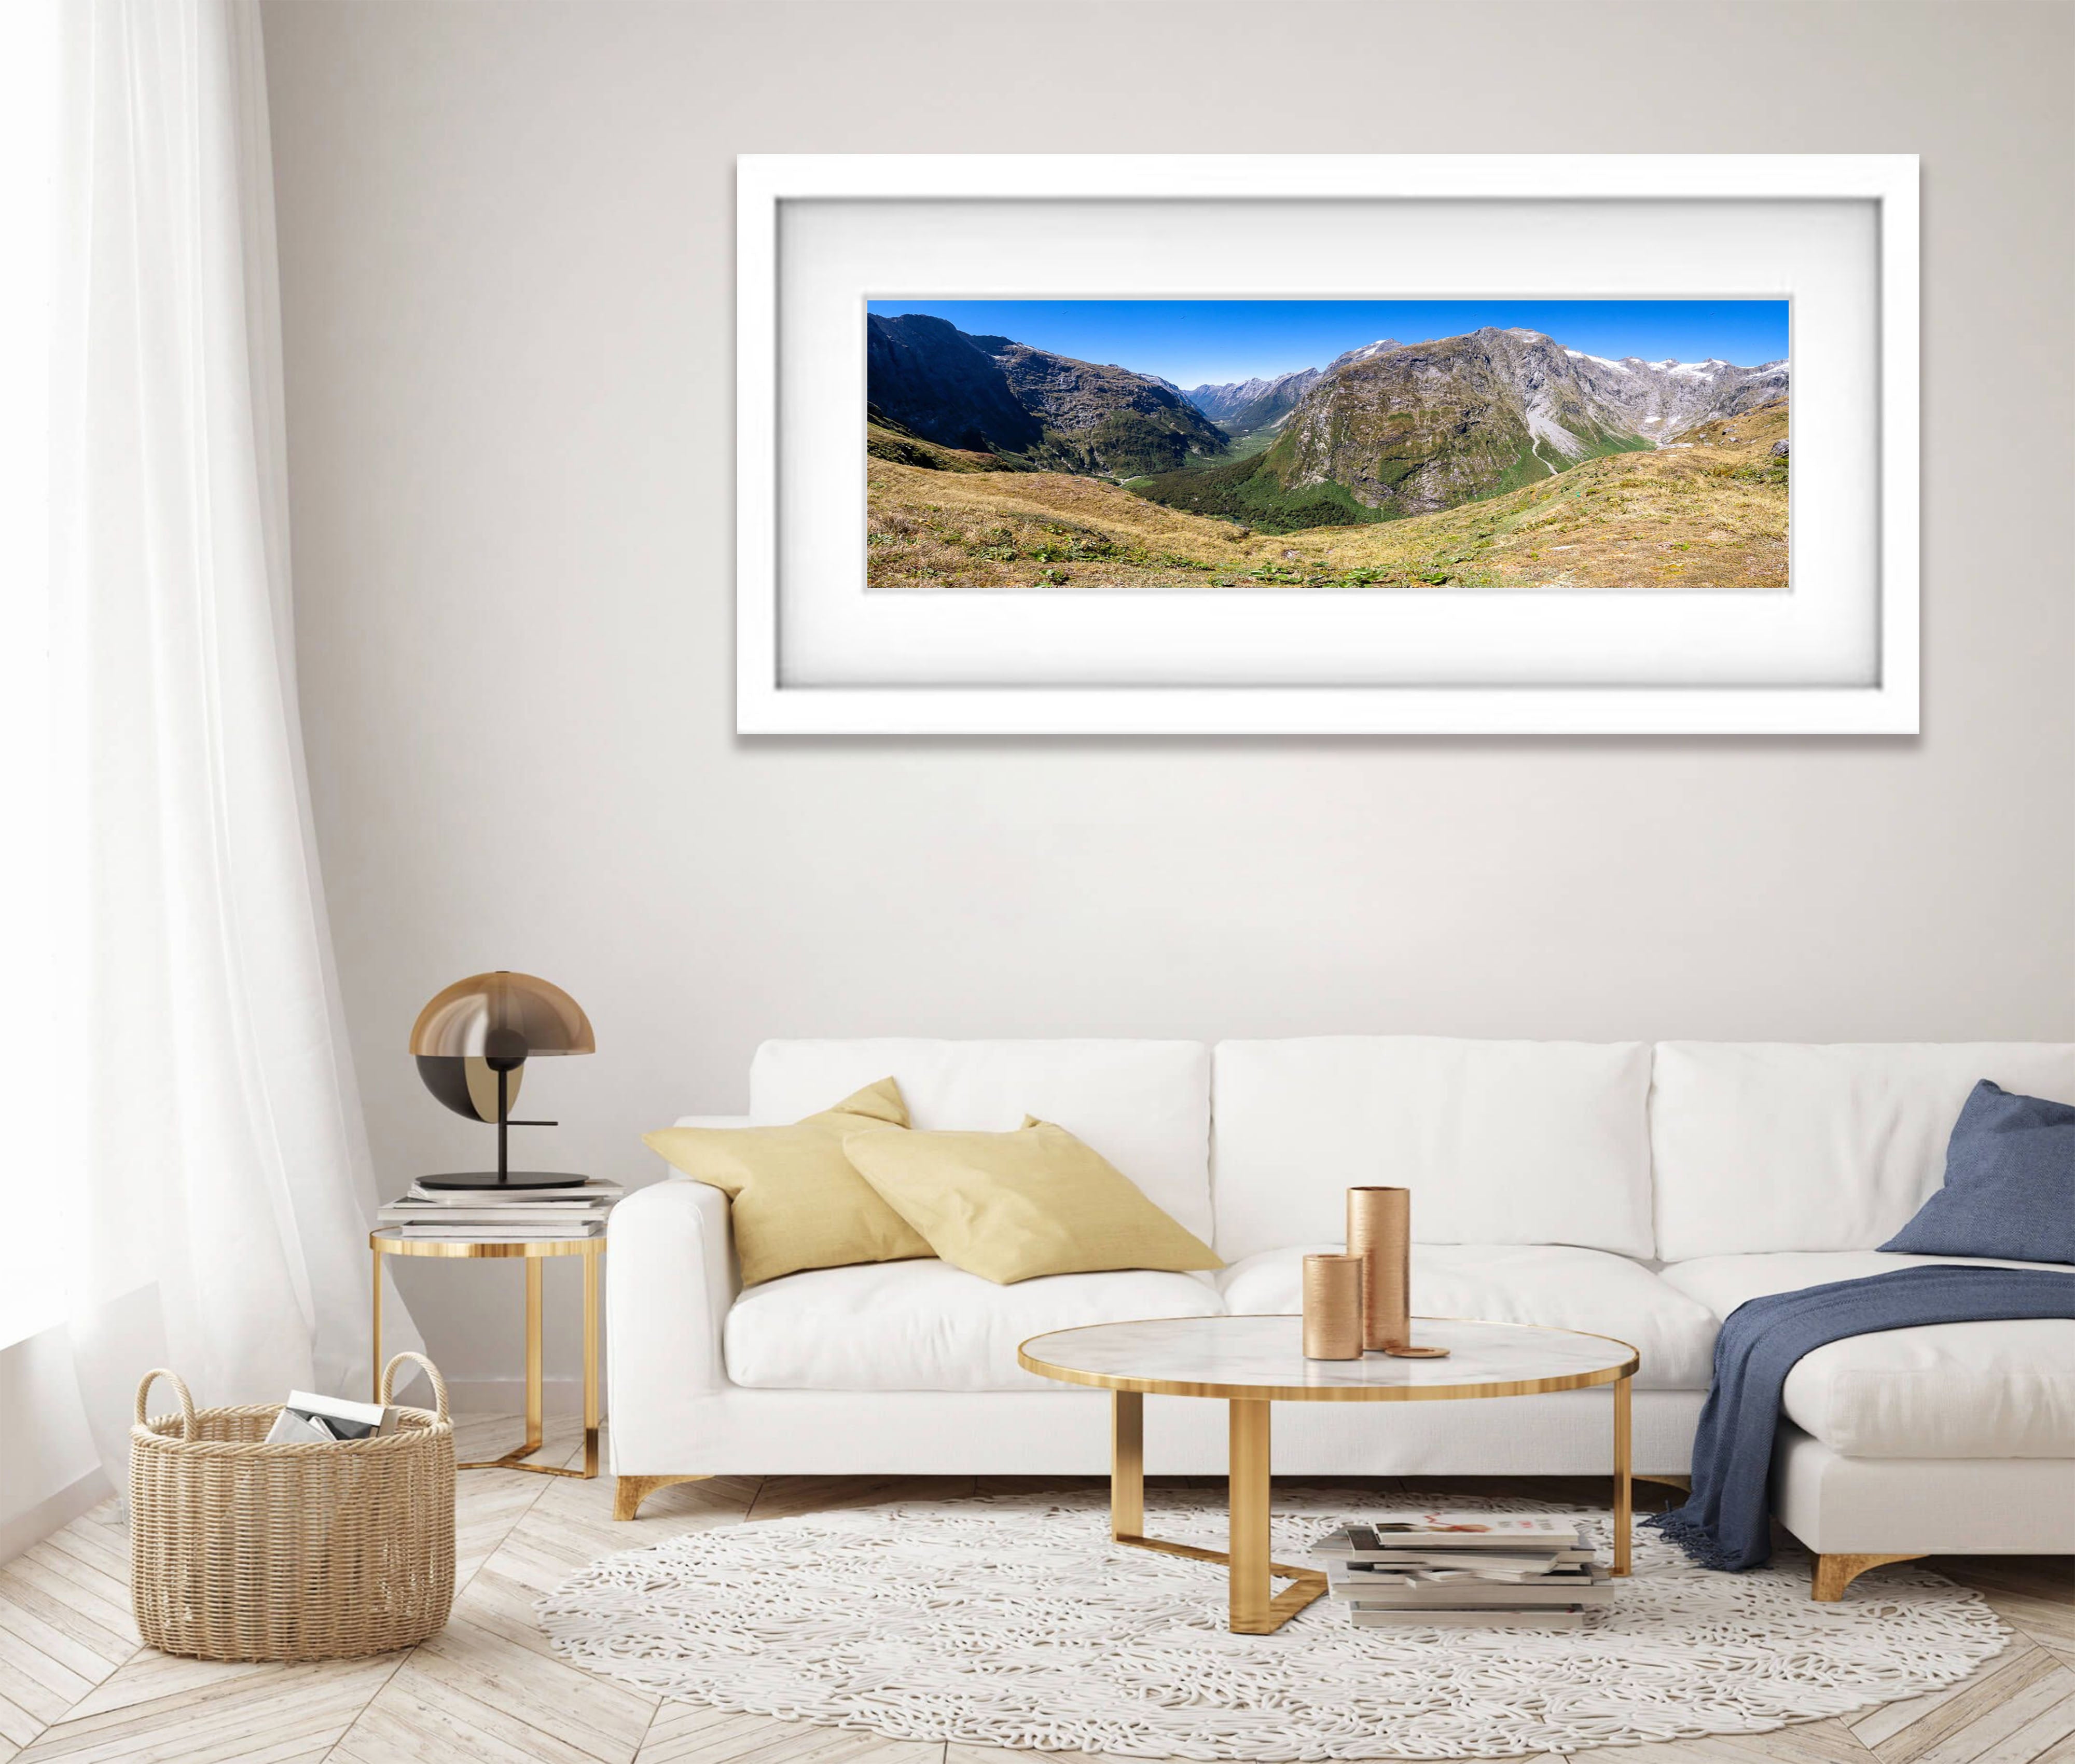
[643,1079,932,1286]
[841,1116,1222,1285]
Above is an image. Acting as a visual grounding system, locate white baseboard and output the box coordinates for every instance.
[1,1467,116,1566]
[439,1375,601,1418]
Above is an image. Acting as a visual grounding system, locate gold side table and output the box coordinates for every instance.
[370,1228,603,1478]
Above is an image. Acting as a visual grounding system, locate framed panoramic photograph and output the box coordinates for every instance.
[738,155,1917,736]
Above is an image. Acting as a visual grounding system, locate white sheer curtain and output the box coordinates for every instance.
[0,0,62,1355]
[23,0,415,1482]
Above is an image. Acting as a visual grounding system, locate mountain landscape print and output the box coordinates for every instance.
[865,299,1789,589]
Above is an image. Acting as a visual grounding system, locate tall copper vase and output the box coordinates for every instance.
[1346,1186,1450,1359]
[1346,1187,1411,1352]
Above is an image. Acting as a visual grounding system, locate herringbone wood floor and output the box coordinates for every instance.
[1,1417,2068,1764]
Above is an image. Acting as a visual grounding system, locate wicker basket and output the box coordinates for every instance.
[130,1352,456,1661]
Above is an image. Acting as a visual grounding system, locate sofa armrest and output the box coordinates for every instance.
[608,1177,736,1409]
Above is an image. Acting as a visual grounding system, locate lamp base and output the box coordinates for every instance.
[416,1170,594,1192]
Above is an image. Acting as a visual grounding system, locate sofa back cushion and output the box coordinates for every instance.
[1210,1038,1654,1262]
[749,1039,1213,1242]
[1651,1042,2075,1261]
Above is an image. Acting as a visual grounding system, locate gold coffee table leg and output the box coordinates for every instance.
[1228,1399,1324,1633]
[1112,1390,1143,1539]
[1106,1389,1324,1634]
[1613,1372,1633,1576]
[1229,1398,1272,1631]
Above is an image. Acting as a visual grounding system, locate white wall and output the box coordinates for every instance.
[259,0,2074,1394]
[0,1331,106,1562]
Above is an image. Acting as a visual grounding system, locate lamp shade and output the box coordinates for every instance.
[409,971,595,1065]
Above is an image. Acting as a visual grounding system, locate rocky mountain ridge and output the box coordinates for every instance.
[1558,346,1790,442]
[1139,326,1787,529]
[1271,327,1657,517]
[984,338,1221,440]
[1182,366,1323,426]
[865,313,1043,454]
[1327,338,1405,371]
[1182,340,1403,436]
[867,313,1226,478]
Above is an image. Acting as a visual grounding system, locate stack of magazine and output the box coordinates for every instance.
[1311,1515,1612,1629]
[377,1178,622,1241]
[265,1389,400,1444]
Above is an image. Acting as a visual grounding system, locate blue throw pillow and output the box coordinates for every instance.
[1880,1080,2075,1263]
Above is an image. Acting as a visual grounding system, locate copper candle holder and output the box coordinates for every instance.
[1346,1186,1449,1359]
[1301,1253,1364,1359]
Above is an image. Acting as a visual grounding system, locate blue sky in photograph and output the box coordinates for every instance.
[866,299,1790,389]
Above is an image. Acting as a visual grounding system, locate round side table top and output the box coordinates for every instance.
[369,1228,606,1260]
[1018,1314,1636,1402]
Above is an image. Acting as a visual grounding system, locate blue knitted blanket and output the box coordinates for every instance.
[1649,1264,2075,1571]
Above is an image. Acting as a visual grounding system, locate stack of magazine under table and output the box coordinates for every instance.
[1311,1517,1613,1629]
[377,1178,622,1241]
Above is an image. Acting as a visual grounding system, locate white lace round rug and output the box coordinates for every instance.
[538,1490,2008,1759]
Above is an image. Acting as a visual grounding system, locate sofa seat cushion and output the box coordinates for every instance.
[1216,1244,1718,1390]
[724,1259,1224,1393]
[1661,1252,2075,1458]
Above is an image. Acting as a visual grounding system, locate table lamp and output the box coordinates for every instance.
[410,970,595,1190]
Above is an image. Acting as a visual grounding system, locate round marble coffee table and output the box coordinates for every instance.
[1018,1314,1639,1635]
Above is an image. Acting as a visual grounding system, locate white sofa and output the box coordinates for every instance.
[607,1038,2075,1594]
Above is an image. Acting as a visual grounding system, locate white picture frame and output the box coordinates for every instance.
[738,154,1917,736]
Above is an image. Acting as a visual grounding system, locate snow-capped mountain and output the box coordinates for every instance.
[1559,348,1791,439]
[1326,338,1404,370]
[1182,366,1324,428]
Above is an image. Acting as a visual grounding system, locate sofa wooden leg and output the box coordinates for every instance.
[1811,1552,1924,1600]
[615,1473,710,1521]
